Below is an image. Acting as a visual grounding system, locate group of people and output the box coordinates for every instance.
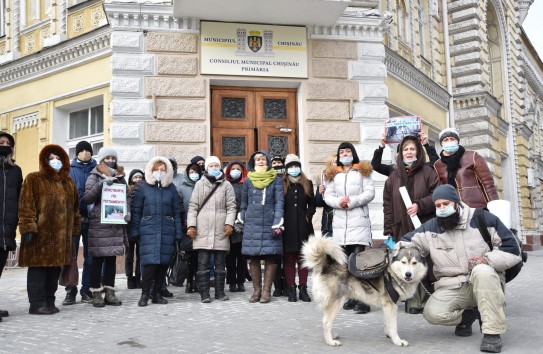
[0,128,523,353]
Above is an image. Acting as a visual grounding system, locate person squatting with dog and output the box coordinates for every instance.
[399,184,522,353]
[324,142,375,314]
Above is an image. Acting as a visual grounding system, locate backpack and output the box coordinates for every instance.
[472,208,527,283]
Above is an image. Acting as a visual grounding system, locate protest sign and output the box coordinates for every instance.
[384,116,422,144]
[101,183,127,224]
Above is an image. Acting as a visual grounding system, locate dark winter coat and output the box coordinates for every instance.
[18,144,81,267]
[283,180,316,253]
[315,173,333,237]
[84,166,127,257]
[69,157,97,219]
[130,157,183,266]
[225,161,248,244]
[240,151,284,257]
[0,158,22,251]
[383,136,441,242]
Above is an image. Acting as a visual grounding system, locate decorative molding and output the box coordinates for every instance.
[521,46,543,99]
[453,91,502,118]
[384,46,450,108]
[104,3,199,33]
[0,27,111,90]
[515,122,534,141]
[308,13,386,42]
[12,112,39,133]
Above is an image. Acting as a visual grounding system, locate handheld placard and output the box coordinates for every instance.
[399,186,421,228]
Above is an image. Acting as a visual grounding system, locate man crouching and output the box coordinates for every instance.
[399,184,522,353]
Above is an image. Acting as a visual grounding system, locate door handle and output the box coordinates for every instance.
[276,125,292,133]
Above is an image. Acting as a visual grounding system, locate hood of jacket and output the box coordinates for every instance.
[183,163,202,185]
[395,135,426,173]
[247,150,272,172]
[145,156,174,187]
[128,168,144,185]
[332,161,373,178]
[225,160,248,183]
[39,144,71,181]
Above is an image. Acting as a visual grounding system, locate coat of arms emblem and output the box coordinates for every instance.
[248,30,262,53]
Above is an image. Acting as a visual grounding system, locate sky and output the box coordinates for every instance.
[522,0,543,59]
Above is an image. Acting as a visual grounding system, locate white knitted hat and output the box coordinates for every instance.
[96,147,118,163]
[205,156,221,170]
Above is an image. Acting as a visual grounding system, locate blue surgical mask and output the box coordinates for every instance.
[403,158,417,166]
[229,169,242,180]
[287,167,301,177]
[339,156,353,165]
[189,173,200,181]
[442,142,459,154]
[152,171,166,182]
[105,161,116,169]
[436,205,456,218]
[208,168,221,177]
[49,159,62,172]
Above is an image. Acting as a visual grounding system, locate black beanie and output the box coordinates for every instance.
[432,184,460,203]
[76,141,93,156]
[190,155,205,165]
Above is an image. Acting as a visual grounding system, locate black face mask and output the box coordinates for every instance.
[273,165,285,175]
[0,145,12,157]
[105,161,116,169]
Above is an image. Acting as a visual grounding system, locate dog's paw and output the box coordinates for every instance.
[392,339,409,347]
[326,339,342,347]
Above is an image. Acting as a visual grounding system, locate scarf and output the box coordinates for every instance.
[288,175,301,184]
[440,145,465,187]
[247,168,277,189]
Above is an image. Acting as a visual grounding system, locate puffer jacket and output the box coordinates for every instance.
[187,172,236,251]
[434,150,498,208]
[225,161,248,244]
[324,162,375,246]
[84,166,127,257]
[401,203,522,290]
[130,157,183,266]
[240,151,284,257]
[69,157,97,219]
[1,158,22,251]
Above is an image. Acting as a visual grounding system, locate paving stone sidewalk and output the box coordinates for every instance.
[1,250,542,353]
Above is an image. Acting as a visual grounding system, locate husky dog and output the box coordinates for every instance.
[302,236,427,347]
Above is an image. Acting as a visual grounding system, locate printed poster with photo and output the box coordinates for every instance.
[101,183,127,224]
[384,116,422,144]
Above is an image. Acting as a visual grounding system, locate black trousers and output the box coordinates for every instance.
[0,250,8,278]
[141,264,169,294]
[90,256,116,288]
[125,240,141,277]
[197,250,226,274]
[226,242,245,285]
[186,250,198,284]
[27,266,62,309]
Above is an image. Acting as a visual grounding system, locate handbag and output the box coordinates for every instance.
[167,244,190,286]
[348,248,390,280]
[59,245,79,287]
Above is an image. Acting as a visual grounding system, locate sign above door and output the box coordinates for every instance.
[201,21,308,78]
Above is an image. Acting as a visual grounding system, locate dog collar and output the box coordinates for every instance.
[384,273,401,304]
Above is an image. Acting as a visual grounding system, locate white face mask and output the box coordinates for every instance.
[152,171,166,182]
[49,159,62,172]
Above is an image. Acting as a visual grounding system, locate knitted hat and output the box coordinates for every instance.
[96,147,118,163]
[0,131,15,147]
[128,169,144,185]
[432,184,460,203]
[439,128,460,145]
[75,140,93,156]
[271,155,285,165]
[191,155,205,165]
[205,156,221,170]
[284,154,301,169]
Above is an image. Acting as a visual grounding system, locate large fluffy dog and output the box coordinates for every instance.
[302,236,427,347]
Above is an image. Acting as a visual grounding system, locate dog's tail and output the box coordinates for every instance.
[302,235,347,271]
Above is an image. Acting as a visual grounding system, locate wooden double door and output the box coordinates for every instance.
[211,87,297,167]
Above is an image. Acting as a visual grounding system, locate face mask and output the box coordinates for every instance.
[208,168,221,177]
[403,158,417,166]
[442,142,459,154]
[273,166,285,175]
[152,171,166,182]
[339,156,353,165]
[0,145,12,157]
[436,205,456,218]
[105,161,116,169]
[229,169,242,180]
[189,173,200,181]
[49,159,62,172]
[287,167,301,177]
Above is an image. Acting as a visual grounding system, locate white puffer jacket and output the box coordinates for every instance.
[324,162,375,246]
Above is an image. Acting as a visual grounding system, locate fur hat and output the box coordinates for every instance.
[205,156,221,170]
[439,128,460,145]
[284,154,301,169]
[432,184,460,203]
[0,131,15,147]
[96,147,118,163]
[75,140,93,156]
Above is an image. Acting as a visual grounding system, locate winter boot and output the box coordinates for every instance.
[214,270,229,301]
[287,285,297,302]
[127,276,137,289]
[237,283,245,292]
[135,277,142,289]
[152,282,168,304]
[229,284,238,292]
[249,260,262,303]
[272,267,283,297]
[260,259,277,304]
[298,285,311,302]
[480,334,502,353]
[90,287,105,308]
[197,270,211,303]
[343,299,356,310]
[138,293,150,307]
[62,287,77,305]
[104,286,122,306]
[185,276,194,293]
[455,308,478,337]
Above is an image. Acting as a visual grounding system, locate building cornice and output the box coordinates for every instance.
[12,112,39,133]
[104,3,199,33]
[521,45,543,99]
[0,27,111,91]
[308,11,387,42]
[454,90,502,118]
[384,46,450,109]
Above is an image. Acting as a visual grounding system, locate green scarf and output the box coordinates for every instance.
[248,168,277,189]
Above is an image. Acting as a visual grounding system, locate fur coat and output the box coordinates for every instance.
[18,144,81,267]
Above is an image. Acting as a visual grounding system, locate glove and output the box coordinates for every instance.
[187,227,197,239]
[224,225,234,237]
[124,213,131,223]
[234,222,244,234]
[102,176,117,185]
[23,233,34,243]
[272,228,282,239]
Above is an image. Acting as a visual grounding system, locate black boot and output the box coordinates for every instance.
[138,293,149,307]
[288,285,297,302]
[343,299,356,310]
[197,270,211,303]
[480,334,502,353]
[273,267,283,297]
[214,270,229,301]
[353,301,370,314]
[455,308,478,337]
[229,284,238,292]
[62,287,77,305]
[152,281,168,304]
[135,277,142,289]
[127,276,137,289]
[298,285,311,302]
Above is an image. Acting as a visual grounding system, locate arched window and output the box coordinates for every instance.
[486,3,504,103]
[418,0,430,58]
[397,0,408,42]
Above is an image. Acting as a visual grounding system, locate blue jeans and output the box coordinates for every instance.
[66,222,92,296]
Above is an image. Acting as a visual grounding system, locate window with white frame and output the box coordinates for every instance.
[1,0,5,37]
[418,0,430,58]
[67,105,104,158]
[397,0,409,42]
[26,0,51,26]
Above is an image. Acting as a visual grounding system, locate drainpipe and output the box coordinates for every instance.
[442,0,454,128]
